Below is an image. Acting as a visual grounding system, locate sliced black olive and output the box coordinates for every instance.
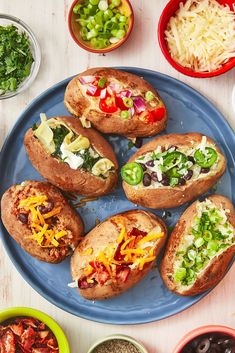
[151,172,159,182]
[201,167,210,174]
[146,160,154,167]
[184,170,193,180]
[143,173,152,186]
[134,137,143,148]
[161,176,170,186]
[17,213,28,224]
[178,178,186,186]
[188,156,195,164]
[196,338,210,353]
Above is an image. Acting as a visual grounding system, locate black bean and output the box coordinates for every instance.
[188,156,195,164]
[18,213,28,224]
[140,163,147,171]
[184,169,193,180]
[201,167,210,174]
[134,137,143,148]
[143,173,152,186]
[196,338,210,353]
[146,160,154,167]
[178,178,186,186]
[161,176,170,186]
[151,172,159,182]
[38,201,54,214]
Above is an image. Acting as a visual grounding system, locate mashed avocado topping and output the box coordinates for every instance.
[174,199,234,287]
[18,195,68,248]
[75,217,164,289]
[121,136,219,188]
[33,114,114,177]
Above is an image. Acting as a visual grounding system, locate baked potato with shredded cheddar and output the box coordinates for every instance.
[70,210,167,300]
[121,133,226,209]
[24,115,118,196]
[1,180,84,263]
[161,195,235,296]
[64,67,167,138]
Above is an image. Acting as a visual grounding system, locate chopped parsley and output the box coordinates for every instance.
[0,25,34,94]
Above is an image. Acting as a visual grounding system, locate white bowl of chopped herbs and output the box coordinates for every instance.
[87,335,149,353]
[68,0,134,53]
[0,14,41,99]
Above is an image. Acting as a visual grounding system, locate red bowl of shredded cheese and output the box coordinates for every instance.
[158,0,235,78]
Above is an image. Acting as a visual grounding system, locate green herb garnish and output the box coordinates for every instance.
[51,126,70,158]
[75,149,100,171]
[0,25,34,94]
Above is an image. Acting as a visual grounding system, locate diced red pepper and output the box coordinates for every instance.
[99,93,118,113]
[116,96,127,111]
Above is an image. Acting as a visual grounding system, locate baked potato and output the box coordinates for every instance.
[64,67,167,138]
[160,195,235,296]
[70,210,167,300]
[24,114,118,196]
[1,180,84,263]
[121,133,226,209]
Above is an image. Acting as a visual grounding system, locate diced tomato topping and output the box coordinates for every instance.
[116,96,127,111]
[150,107,166,121]
[116,266,130,283]
[99,93,118,113]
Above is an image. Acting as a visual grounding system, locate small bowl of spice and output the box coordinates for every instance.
[173,325,235,353]
[87,334,148,353]
[0,307,70,353]
[68,0,134,53]
[0,14,41,99]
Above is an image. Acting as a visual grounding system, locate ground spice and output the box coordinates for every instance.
[93,339,141,353]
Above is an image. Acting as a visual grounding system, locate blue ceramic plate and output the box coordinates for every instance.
[0,68,234,325]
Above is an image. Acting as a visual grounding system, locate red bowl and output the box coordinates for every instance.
[68,0,134,54]
[173,325,235,353]
[158,0,235,78]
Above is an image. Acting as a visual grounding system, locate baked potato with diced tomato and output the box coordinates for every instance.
[1,180,84,263]
[161,195,235,296]
[70,209,167,300]
[121,133,226,209]
[24,115,118,196]
[64,67,167,138]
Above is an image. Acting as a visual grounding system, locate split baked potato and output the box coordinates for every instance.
[64,67,167,138]
[1,180,84,263]
[161,195,235,295]
[70,210,167,300]
[24,115,118,196]
[121,133,226,209]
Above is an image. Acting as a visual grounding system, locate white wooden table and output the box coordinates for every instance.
[0,1,235,352]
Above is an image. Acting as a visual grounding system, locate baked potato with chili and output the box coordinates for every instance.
[64,67,167,138]
[1,180,84,263]
[24,115,118,196]
[70,209,167,300]
[121,133,226,209]
[161,195,235,296]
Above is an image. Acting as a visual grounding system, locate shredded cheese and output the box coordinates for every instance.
[165,0,235,72]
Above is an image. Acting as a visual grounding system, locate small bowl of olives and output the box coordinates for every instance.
[173,325,235,353]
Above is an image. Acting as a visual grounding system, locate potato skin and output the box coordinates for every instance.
[160,195,235,296]
[71,210,167,300]
[123,133,226,209]
[24,116,118,196]
[1,181,84,263]
[64,67,167,138]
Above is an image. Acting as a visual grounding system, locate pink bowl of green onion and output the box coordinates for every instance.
[68,0,134,53]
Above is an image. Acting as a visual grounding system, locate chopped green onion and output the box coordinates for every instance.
[174,268,187,282]
[98,77,106,88]
[90,0,99,5]
[112,0,121,6]
[73,3,82,13]
[145,90,155,101]
[121,110,130,119]
[195,237,204,248]
[123,97,133,108]
[87,28,98,39]
[98,0,108,11]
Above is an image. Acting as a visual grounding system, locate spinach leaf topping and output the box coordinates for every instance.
[51,126,70,158]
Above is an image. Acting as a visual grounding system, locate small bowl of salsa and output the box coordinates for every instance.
[173,325,235,353]
[0,307,70,353]
[68,0,134,53]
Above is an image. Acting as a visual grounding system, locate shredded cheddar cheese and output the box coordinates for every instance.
[19,195,67,248]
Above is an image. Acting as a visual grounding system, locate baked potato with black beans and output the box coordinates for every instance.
[161,195,235,296]
[1,181,84,263]
[70,210,167,300]
[24,115,118,196]
[121,133,226,209]
[64,67,167,138]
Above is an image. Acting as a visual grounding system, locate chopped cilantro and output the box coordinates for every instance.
[0,25,34,94]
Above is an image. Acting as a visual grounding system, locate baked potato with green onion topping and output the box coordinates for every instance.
[1,180,84,263]
[64,67,167,138]
[161,195,235,296]
[24,115,118,196]
[122,133,226,209]
[70,209,167,300]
